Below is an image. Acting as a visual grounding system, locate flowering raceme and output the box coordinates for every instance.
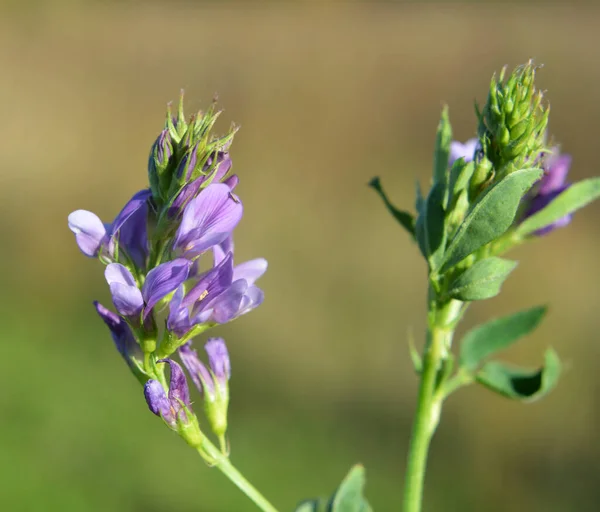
[67,96,266,448]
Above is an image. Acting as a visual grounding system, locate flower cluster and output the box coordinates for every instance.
[68,96,266,447]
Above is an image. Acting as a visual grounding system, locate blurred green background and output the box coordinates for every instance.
[2,1,600,511]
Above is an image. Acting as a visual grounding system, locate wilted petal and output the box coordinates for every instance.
[205,338,231,383]
[449,138,479,167]
[94,301,139,363]
[178,342,215,397]
[68,210,107,257]
[144,380,175,426]
[142,258,191,318]
[105,264,143,317]
[233,258,268,285]
[158,358,191,409]
[174,184,243,256]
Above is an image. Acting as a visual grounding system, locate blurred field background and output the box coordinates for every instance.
[2,1,600,511]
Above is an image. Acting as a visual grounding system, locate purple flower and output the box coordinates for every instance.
[68,189,151,268]
[144,359,192,428]
[449,138,479,167]
[173,183,243,258]
[105,259,191,321]
[522,151,572,235]
[94,301,141,368]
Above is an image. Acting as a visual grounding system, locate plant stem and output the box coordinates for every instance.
[199,438,280,512]
[402,299,461,512]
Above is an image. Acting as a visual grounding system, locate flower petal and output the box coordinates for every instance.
[68,210,107,257]
[185,252,234,308]
[174,183,243,256]
[233,258,268,285]
[167,286,191,337]
[207,279,248,324]
[142,258,191,318]
[118,200,149,271]
[110,189,152,236]
[539,153,572,194]
[449,138,479,167]
[223,174,239,191]
[144,380,175,426]
[94,301,139,363]
[213,236,234,267]
[239,285,264,316]
[178,342,215,397]
[105,264,143,317]
[205,337,231,382]
[158,358,191,409]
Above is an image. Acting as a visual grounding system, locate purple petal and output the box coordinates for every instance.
[168,177,205,219]
[117,200,149,270]
[144,380,176,426]
[223,174,239,191]
[523,185,572,236]
[204,279,248,324]
[213,236,234,267]
[68,210,107,257]
[167,286,192,337]
[239,285,264,316]
[449,138,479,167]
[158,358,191,409]
[105,264,143,317]
[539,153,572,194]
[178,342,215,397]
[142,259,191,318]
[207,152,232,182]
[110,189,152,236]
[233,258,268,285]
[185,252,234,308]
[93,301,139,363]
[205,338,231,382]
[174,184,243,256]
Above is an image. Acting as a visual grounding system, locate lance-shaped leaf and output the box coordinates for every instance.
[415,182,446,268]
[328,465,373,512]
[446,257,517,301]
[459,306,547,372]
[476,349,561,402]
[369,177,415,238]
[517,177,600,237]
[433,106,452,187]
[439,168,542,273]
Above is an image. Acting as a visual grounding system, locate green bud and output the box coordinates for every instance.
[469,157,494,198]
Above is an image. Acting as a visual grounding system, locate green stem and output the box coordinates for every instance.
[402,299,461,512]
[199,439,280,512]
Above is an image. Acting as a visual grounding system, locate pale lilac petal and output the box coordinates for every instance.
[144,380,175,426]
[449,138,479,167]
[213,236,234,267]
[178,342,215,397]
[142,258,191,318]
[105,263,143,317]
[68,210,107,257]
[174,184,243,256]
[233,258,268,285]
[105,263,137,287]
[239,285,264,316]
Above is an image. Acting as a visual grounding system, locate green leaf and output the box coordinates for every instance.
[446,257,517,301]
[329,465,373,512]
[516,177,600,237]
[415,182,446,267]
[459,306,547,371]
[433,106,452,186]
[476,349,561,402]
[295,500,326,512]
[439,168,542,273]
[369,177,415,238]
[448,159,475,202]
